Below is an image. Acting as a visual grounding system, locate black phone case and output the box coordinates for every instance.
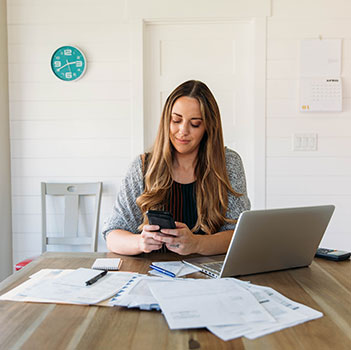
[146,210,176,229]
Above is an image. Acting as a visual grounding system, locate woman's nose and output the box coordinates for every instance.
[179,122,189,135]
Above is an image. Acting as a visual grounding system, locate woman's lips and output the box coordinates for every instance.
[176,138,190,144]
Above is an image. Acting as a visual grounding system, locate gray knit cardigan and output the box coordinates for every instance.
[102,147,250,239]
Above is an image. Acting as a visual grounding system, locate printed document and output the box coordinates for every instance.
[0,269,135,305]
[148,278,275,329]
[207,282,323,340]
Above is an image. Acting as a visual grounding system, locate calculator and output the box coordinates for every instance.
[315,248,351,261]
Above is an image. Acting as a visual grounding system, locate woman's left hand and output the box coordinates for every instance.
[154,222,200,255]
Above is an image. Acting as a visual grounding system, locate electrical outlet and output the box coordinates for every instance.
[293,133,318,151]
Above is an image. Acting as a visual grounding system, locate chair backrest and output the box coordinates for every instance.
[41,182,102,253]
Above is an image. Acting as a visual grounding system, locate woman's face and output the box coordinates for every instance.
[169,96,206,157]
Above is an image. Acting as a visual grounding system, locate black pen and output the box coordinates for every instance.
[85,270,108,286]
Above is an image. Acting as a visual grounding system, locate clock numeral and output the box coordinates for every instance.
[64,49,72,56]
[76,61,83,67]
[65,72,72,79]
[54,61,61,68]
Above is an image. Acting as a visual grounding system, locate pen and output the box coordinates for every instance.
[149,264,176,278]
[85,270,108,286]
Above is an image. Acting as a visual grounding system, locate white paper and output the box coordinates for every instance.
[208,282,323,341]
[0,269,135,305]
[299,77,342,112]
[300,39,341,77]
[148,278,275,330]
[92,258,121,270]
[53,268,105,287]
[149,261,199,278]
[110,275,162,310]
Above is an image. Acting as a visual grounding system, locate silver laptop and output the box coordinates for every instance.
[183,205,335,278]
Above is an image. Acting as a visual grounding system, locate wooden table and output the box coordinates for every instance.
[0,252,350,350]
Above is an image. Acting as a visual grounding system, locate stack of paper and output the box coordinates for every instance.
[109,276,322,340]
[207,280,323,340]
[0,269,137,305]
[0,268,323,340]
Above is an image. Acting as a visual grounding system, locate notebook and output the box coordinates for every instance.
[183,205,335,278]
[92,258,122,271]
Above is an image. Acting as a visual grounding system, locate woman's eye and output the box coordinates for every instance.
[172,119,181,123]
[191,124,201,128]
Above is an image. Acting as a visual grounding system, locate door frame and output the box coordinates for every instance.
[129,18,267,209]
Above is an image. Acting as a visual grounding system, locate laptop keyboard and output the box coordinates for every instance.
[202,261,223,273]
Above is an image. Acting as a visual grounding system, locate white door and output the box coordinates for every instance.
[144,21,255,203]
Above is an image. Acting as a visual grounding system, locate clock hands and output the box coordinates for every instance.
[57,60,79,72]
[66,60,72,73]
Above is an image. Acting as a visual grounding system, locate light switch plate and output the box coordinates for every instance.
[293,133,318,151]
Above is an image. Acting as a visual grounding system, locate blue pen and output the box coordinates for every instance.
[149,264,176,278]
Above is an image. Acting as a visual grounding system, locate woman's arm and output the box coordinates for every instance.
[195,230,234,255]
[106,225,163,255]
[106,230,143,255]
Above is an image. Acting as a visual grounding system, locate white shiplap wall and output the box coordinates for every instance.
[6,0,351,263]
[7,0,132,263]
[267,2,351,250]
[0,0,13,280]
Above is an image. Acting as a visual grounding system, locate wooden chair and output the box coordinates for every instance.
[15,182,102,270]
[41,182,102,253]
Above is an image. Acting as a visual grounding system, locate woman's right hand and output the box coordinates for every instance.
[138,225,163,253]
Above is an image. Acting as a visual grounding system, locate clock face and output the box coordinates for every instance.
[51,46,86,81]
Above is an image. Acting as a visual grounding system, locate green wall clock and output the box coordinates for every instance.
[51,45,87,81]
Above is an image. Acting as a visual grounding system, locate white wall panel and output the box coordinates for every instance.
[267,11,351,250]
[9,81,130,101]
[267,39,298,60]
[268,19,351,39]
[267,137,351,157]
[10,120,130,139]
[11,139,131,158]
[9,61,130,83]
[267,99,351,118]
[11,158,130,177]
[0,0,13,280]
[266,79,297,99]
[7,23,130,45]
[267,176,351,195]
[7,2,124,24]
[9,100,130,120]
[267,158,351,176]
[8,43,129,63]
[267,118,351,137]
[272,0,351,18]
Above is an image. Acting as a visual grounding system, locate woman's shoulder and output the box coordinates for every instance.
[127,152,152,179]
[224,147,248,194]
[224,147,243,165]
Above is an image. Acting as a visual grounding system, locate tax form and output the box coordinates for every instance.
[207,282,323,340]
[148,278,275,330]
[0,269,135,305]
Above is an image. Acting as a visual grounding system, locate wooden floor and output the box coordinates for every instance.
[0,252,350,350]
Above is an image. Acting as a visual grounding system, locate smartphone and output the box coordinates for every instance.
[146,210,176,229]
[315,248,351,261]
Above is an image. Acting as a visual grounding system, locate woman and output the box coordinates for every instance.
[102,80,250,255]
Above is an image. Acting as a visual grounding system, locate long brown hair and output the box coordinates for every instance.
[136,80,241,234]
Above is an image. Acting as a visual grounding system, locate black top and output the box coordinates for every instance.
[167,181,198,231]
[157,181,205,253]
